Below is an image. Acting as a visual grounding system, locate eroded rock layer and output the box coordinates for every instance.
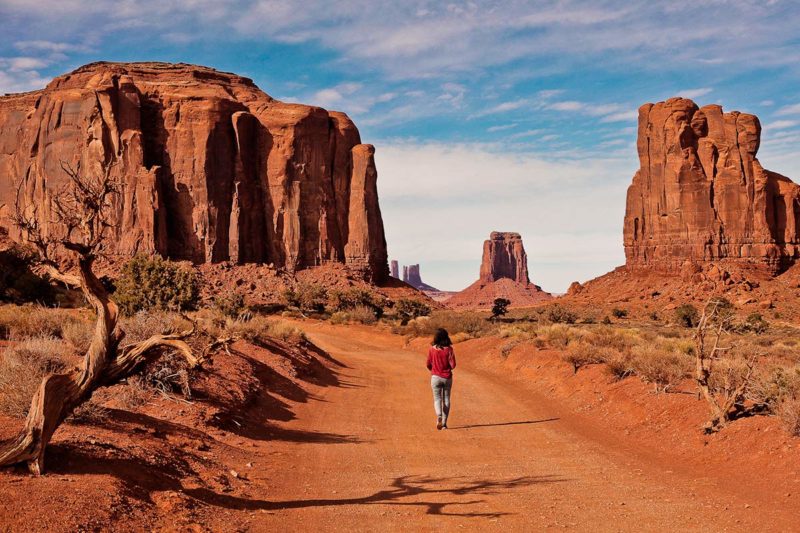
[0,62,388,281]
[624,97,800,273]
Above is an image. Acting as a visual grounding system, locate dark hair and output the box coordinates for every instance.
[432,328,452,347]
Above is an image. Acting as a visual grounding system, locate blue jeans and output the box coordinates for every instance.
[431,375,453,424]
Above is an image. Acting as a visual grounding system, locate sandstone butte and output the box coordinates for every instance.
[624,97,800,274]
[446,231,552,309]
[0,62,389,282]
[401,263,439,292]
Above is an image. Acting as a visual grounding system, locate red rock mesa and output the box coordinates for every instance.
[0,62,389,282]
[624,97,800,274]
[447,231,551,309]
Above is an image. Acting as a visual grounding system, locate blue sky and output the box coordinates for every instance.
[2,1,800,292]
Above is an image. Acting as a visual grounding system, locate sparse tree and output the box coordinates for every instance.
[0,161,223,475]
[693,297,757,432]
[491,298,511,321]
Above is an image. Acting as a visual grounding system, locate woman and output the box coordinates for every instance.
[426,328,456,430]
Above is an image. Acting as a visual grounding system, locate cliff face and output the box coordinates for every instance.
[624,97,800,273]
[479,232,530,283]
[0,62,388,281]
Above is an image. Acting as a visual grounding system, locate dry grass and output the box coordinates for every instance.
[329,305,378,325]
[0,336,72,417]
[119,311,192,346]
[225,316,306,345]
[0,305,79,340]
[629,344,691,393]
[394,311,494,340]
[777,398,800,436]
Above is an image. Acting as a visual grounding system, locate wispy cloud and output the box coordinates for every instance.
[487,124,517,132]
[768,120,799,130]
[677,87,713,99]
[777,103,800,116]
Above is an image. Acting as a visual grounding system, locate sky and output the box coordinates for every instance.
[1,1,800,293]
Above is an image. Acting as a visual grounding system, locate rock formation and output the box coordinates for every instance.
[401,263,438,291]
[447,232,551,309]
[0,62,389,282]
[390,260,399,279]
[624,97,800,274]
[479,232,530,283]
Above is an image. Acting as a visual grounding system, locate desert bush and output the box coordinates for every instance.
[69,397,111,423]
[225,316,306,344]
[0,336,71,417]
[562,342,617,373]
[630,344,691,392]
[611,308,628,319]
[114,254,200,314]
[118,374,155,409]
[674,304,699,328]
[734,312,770,334]
[214,292,247,318]
[747,364,800,409]
[605,351,636,381]
[328,305,378,325]
[537,324,579,348]
[62,319,95,353]
[395,310,490,339]
[601,316,612,325]
[777,398,800,437]
[284,283,328,314]
[583,327,638,352]
[328,288,386,316]
[395,298,432,324]
[119,311,192,346]
[543,304,577,324]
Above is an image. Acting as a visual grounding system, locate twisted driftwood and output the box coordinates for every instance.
[0,160,210,474]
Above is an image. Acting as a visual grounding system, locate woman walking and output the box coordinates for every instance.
[426,328,456,430]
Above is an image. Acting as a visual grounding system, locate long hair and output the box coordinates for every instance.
[432,328,452,348]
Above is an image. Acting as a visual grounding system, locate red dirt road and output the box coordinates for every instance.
[254,323,797,532]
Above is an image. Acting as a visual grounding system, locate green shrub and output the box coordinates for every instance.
[114,254,200,314]
[611,308,628,319]
[544,304,577,324]
[491,298,511,319]
[329,288,385,313]
[215,292,247,318]
[284,283,328,314]
[674,304,699,328]
[395,298,431,324]
[735,312,769,334]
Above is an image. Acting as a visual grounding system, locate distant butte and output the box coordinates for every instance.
[446,231,552,309]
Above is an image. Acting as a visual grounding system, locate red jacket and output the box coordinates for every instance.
[427,345,456,379]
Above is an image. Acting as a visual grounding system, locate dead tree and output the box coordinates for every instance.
[694,298,757,432]
[0,161,207,475]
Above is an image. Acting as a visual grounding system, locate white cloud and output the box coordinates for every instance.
[376,141,634,292]
[1,1,798,81]
[777,103,800,116]
[600,110,638,123]
[768,120,798,130]
[548,100,584,112]
[487,124,517,132]
[677,87,713,99]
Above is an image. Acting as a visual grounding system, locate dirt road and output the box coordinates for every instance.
[251,324,796,532]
